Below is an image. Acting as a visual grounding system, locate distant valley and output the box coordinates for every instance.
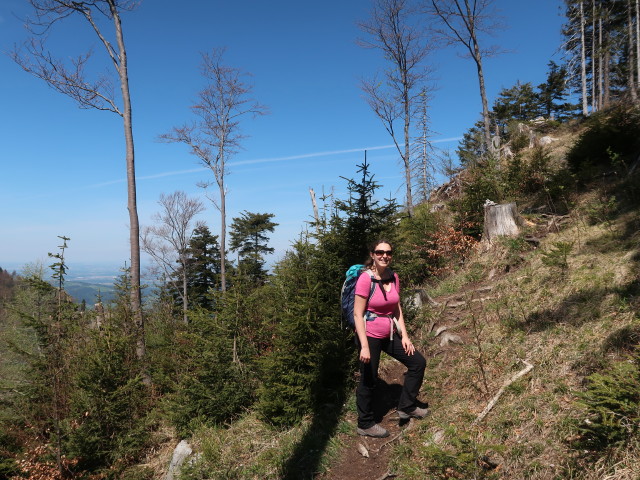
[1,261,130,307]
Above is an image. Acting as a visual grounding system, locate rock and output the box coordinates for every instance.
[424,429,446,446]
[434,326,448,337]
[357,443,370,458]
[439,332,463,347]
[165,440,193,480]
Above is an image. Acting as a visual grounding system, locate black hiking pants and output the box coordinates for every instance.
[356,335,426,429]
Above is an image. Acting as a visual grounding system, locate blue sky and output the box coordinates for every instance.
[0,0,567,272]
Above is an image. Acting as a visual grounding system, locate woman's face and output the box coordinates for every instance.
[370,242,393,270]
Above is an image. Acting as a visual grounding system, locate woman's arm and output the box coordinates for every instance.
[395,303,416,355]
[353,294,371,363]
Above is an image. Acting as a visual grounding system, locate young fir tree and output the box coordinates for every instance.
[229,211,278,284]
[166,306,255,436]
[173,224,221,311]
[492,81,541,132]
[257,160,398,426]
[63,267,150,473]
[329,157,399,267]
[256,239,345,427]
[537,61,577,120]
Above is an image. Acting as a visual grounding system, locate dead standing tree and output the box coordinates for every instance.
[161,49,267,292]
[141,191,205,324]
[11,0,147,370]
[359,0,434,216]
[427,0,503,154]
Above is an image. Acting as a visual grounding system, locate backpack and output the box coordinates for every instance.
[340,265,395,329]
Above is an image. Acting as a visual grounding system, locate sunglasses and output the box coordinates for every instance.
[373,250,393,256]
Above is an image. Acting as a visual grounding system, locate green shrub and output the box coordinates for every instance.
[541,241,573,274]
[167,309,255,437]
[582,195,618,226]
[575,353,640,450]
[450,157,508,236]
[506,120,530,154]
[394,203,441,286]
[64,321,150,471]
[409,426,501,479]
[566,105,640,178]
[256,241,350,427]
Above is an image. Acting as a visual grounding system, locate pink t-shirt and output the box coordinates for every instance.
[355,270,400,339]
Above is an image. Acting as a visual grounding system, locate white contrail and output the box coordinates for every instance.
[83,137,461,189]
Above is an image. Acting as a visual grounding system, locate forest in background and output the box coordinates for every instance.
[2,0,640,478]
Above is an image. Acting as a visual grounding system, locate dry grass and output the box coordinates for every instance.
[391,209,640,479]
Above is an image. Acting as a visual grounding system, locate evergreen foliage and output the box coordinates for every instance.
[537,61,576,120]
[182,224,221,310]
[257,160,397,427]
[328,158,399,267]
[166,308,255,437]
[456,121,487,167]
[256,239,349,427]
[2,3,640,473]
[393,203,441,286]
[229,211,278,284]
[449,157,508,236]
[63,320,150,471]
[493,81,540,128]
[576,351,640,450]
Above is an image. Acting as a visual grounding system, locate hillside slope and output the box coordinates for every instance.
[323,203,639,479]
[135,117,640,480]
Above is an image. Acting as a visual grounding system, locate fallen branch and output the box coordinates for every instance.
[471,359,534,426]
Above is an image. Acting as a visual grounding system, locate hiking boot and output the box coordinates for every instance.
[398,406,430,420]
[357,424,390,438]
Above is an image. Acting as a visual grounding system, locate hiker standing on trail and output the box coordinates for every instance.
[353,239,428,438]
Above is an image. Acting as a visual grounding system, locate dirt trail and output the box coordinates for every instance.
[317,360,416,480]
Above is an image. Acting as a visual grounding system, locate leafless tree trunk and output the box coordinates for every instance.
[604,46,611,107]
[160,49,267,291]
[141,191,204,324]
[428,0,501,154]
[598,14,604,110]
[309,188,321,235]
[628,0,639,101]
[591,2,597,112]
[11,0,146,370]
[636,0,640,90]
[579,0,590,116]
[359,0,433,216]
[415,88,435,202]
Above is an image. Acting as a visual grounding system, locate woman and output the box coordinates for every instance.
[353,240,428,438]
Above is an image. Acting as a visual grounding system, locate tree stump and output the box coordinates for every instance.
[483,201,521,243]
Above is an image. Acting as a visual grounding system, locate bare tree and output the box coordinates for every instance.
[359,0,433,216]
[142,191,205,324]
[413,87,437,202]
[636,0,640,91]
[427,0,503,152]
[579,0,590,115]
[627,0,639,101]
[161,49,267,291]
[11,0,146,369]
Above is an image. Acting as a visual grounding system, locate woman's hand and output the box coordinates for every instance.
[360,345,371,363]
[402,336,415,355]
